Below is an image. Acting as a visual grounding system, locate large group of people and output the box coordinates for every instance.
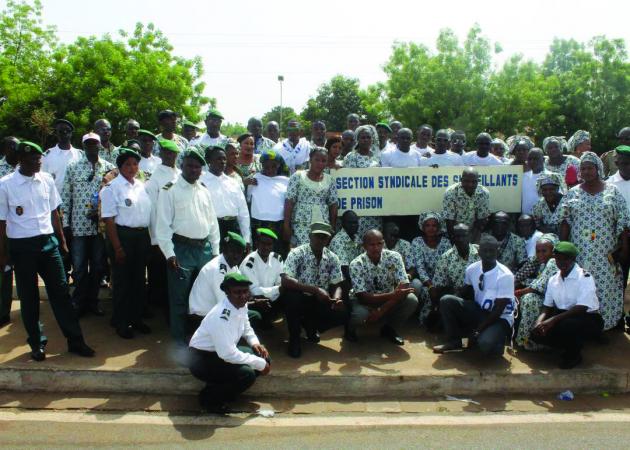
[1,108,629,412]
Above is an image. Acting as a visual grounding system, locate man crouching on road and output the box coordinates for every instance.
[188,273,270,413]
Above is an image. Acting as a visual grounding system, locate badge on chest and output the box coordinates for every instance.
[15,206,23,216]
[125,198,132,207]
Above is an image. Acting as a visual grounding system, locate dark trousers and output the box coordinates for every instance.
[147,245,168,307]
[440,294,511,356]
[284,289,348,341]
[9,234,84,350]
[62,226,73,279]
[167,240,213,344]
[70,235,105,311]
[0,267,13,320]
[218,218,240,252]
[107,227,150,329]
[531,310,603,358]
[189,347,259,405]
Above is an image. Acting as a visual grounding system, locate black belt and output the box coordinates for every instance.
[172,233,209,246]
[117,225,148,231]
[218,216,237,221]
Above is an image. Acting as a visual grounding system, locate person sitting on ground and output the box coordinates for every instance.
[280,222,347,358]
[239,228,285,329]
[486,211,527,272]
[517,214,543,259]
[424,129,464,167]
[188,232,250,331]
[433,235,515,356]
[188,273,271,413]
[442,167,490,241]
[409,212,452,324]
[346,230,419,344]
[462,133,502,166]
[383,222,413,272]
[529,241,604,369]
[429,224,480,331]
[513,233,559,349]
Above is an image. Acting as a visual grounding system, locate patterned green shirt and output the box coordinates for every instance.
[442,183,490,228]
[283,244,344,289]
[329,229,362,266]
[490,232,527,272]
[61,156,115,236]
[432,244,480,290]
[349,249,408,294]
[0,158,14,178]
[98,143,119,165]
[387,238,413,270]
[410,236,452,283]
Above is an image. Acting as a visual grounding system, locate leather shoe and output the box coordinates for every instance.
[68,341,95,357]
[30,347,46,362]
[287,339,302,358]
[89,305,105,316]
[116,326,134,339]
[380,325,404,345]
[306,330,320,343]
[132,322,152,334]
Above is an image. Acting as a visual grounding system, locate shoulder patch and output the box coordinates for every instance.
[200,182,207,188]
[219,308,231,321]
[219,263,227,274]
[584,272,591,277]
[162,182,173,190]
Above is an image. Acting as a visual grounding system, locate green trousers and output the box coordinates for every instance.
[107,226,150,330]
[9,234,83,351]
[167,240,213,344]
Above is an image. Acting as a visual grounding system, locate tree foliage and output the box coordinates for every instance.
[261,106,298,135]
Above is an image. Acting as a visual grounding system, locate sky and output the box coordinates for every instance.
[38,0,629,125]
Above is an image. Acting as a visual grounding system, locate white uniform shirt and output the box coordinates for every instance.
[522,170,543,215]
[424,151,464,167]
[410,143,433,157]
[464,261,516,326]
[462,151,503,166]
[189,297,266,371]
[247,173,289,221]
[189,254,239,316]
[380,147,427,168]
[273,138,311,174]
[0,171,59,238]
[144,164,181,245]
[189,133,227,148]
[544,264,599,313]
[139,154,162,176]
[607,172,630,215]
[525,230,543,258]
[200,172,251,243]
[42,145,83,193]
[155,174,221,259]
[100,174,152,228]
[240,250,284,302]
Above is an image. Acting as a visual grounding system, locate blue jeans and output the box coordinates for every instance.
[439,295,511,356]
[71,235,106,309]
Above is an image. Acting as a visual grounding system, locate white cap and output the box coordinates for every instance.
[82,132,101,143]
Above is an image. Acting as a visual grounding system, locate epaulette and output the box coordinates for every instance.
[219,308,231,321]
[272,252,283,262]
[245,256,255,269]
[219,263,227,274]
[162,182,173,190]
[584,272,591,277]
[200,182,207,188]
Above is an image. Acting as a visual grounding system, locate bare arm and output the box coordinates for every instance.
[51,210,68,254]
[103,217,125,265]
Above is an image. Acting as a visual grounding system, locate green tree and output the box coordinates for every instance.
[221,122,247,138]
[300,75,365,132]
[262,106,298,135]
[46,23,211,145]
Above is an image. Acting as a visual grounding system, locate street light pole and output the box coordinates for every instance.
[278,75,284,135]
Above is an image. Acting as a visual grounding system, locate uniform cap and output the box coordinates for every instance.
[82,132,101,143]
[205,108,224,119]
[181,148,206,166]
[53,118,75,131]
[220,273,253,291]
[553,241,579,258]
[115,147,141,167]
[17,141,43,155]
[310,222,332,237]
[138,129,157,140]
[256,228,278,240]
[375,122,392,133]
[158,139,180,154]
[615,145,630,155]
[181,119,200,129]
[225,231,247,249]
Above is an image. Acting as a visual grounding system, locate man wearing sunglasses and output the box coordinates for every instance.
[61,133,114,317]
[433,235,515,356]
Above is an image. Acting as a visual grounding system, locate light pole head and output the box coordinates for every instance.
[277,75,284,82]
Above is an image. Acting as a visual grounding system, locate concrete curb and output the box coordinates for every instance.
[1,366,628,398]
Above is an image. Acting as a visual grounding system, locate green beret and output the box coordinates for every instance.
[615,145,630,155]
[158,139,180,154]
[257,228,278,240]
[554,241,579,258]
[225,231,247,249]
[181,148,206,166]
[310,221,332,237]
[17,141,43,155]
[182,119,199,129]
[205,108,224,119]
[220,272,253,291]
[375,122,392,133]
[138,129,157,140]
[115,147,141,167]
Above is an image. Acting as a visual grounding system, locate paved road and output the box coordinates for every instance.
[2,409,630,448]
